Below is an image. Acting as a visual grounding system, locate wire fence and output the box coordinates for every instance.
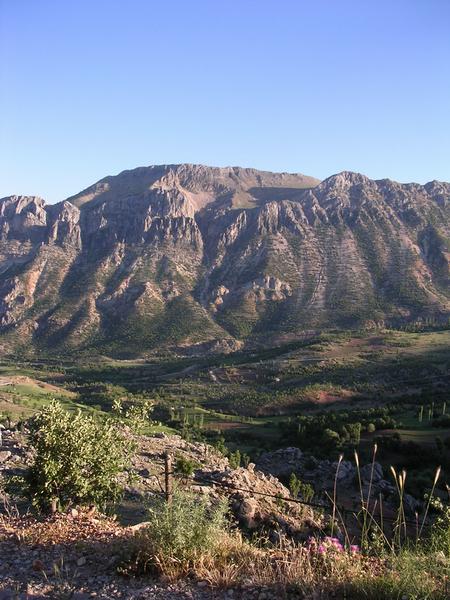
[150,455,425,529]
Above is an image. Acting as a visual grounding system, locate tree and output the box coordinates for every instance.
[24,401,134,512]
[346,422,361,446]
[321,428,341,451]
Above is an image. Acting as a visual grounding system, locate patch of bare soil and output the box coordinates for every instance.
[310,389,356,405]
[0,376,75,397]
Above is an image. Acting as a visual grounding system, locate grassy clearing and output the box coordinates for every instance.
[0,375,103,420]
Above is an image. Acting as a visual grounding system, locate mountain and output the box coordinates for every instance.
[0,164,448,358]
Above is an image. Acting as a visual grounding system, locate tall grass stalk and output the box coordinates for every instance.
[366,443,377,511]
[354,450,371,552]
[418,466,441,539]
[361,445,380,551]
[330,454,343,539]
[389,466,407,550]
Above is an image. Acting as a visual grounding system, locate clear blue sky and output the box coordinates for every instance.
[1,0,449,203]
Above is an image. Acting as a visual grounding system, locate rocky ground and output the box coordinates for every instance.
[1,426,428,598]
[256,447,422,517]
[0,509,304,599]
[0,511,209,599]
[0,429,319,599]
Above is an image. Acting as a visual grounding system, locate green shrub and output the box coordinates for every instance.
[429,496,450,557]
[24,401,134,512]
[112,398,153,433]
[174,455,199,479]
[289,472,301,498]
[289,472,314,502]
[134,491,228,577]
[241,453,251,468]
[229,450,241,469]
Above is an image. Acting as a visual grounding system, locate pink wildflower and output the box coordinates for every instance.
[327,537,343,551]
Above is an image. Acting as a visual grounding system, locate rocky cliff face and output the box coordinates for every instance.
[0,164,448,357]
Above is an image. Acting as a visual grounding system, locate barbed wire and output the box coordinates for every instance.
[151,466,425,527]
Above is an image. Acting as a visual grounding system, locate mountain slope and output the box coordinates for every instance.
[0,165,448,358]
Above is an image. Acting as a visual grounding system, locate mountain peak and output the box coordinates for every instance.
[320,171,373,189]
[65,164,321,209]
[0,164,448,358]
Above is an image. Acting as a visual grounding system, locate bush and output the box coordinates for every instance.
[174,455,199,479]
[134,491,229,578]
[229,450,241,469]
[289,472,301,498]
[24,401,134,512]
[289,473,314,502]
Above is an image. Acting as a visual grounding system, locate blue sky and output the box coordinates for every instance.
[1,0,449,203]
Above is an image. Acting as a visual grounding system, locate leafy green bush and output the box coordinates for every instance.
[24,401,134,512]
[112,397,153,433]
[174,455,199,479]
[134,491,228,577]
[241,453,251,468]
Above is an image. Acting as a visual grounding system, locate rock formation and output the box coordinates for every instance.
[0,164,448,357]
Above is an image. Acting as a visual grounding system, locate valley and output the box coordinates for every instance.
[2,327,449,501]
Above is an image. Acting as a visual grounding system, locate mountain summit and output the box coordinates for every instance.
[0,164,448,357]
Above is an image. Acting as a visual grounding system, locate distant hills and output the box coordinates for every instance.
[0,164,448,358]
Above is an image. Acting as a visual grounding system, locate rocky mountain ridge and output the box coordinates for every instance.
[0,164,449,357]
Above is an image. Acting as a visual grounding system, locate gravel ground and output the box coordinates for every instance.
[0,511,304,600]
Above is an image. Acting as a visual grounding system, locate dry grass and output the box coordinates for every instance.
[137,527,450,599]
[0,501,448,599]
[129,457,450,598]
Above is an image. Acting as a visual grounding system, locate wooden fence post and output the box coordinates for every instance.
[164,452,173,505]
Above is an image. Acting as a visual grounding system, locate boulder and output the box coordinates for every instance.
[0,450,11,463]
[360,462,384,483]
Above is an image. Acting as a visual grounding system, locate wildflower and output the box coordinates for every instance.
[350,545,360,553]
[317,545,326,554]
[330,537,341,545]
